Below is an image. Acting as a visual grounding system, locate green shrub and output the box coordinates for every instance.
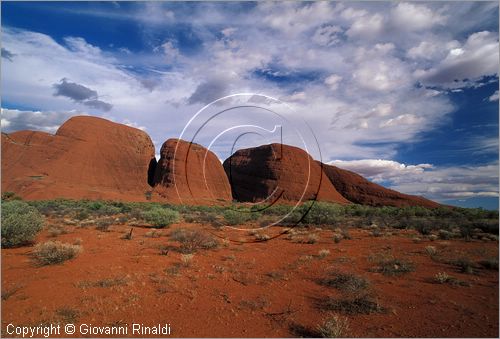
[302,202,343,226]
[98,205,121,216]
[28,199,72,216]
[276,211,303,226]
[223,209,251,226]
[261,204,291,216]
[459,225,474,240]
[74,209,90,221]
[32,241,81,265]
[142,207,179,228]
[184,211,218,224]
[413,219,433,235]
[2,201,44,247]
[87,201,104,211]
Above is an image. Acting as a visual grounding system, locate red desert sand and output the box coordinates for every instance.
[1,222,498,337]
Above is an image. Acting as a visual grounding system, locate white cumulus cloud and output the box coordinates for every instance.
[329,159,498,201]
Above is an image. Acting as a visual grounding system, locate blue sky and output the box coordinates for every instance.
[1,1,499,209]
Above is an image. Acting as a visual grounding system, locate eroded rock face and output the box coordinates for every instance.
[152,139,233,204]
[1,116,156,201]
[223,143,350,204]
[320,162,440,208]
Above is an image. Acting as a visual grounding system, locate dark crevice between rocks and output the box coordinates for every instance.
[147,157,157,187]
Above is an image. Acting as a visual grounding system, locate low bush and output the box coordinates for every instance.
[47,225,68,237]
[1,191,22,201]
[341,229,352,240]
[438,229,452,240]
[144,230,162,238]
[413,219,433,235]
[316,315,349,338]
[142,207,179,228]
[170,228,219,253]
[275,211,303,226]
[93,204,121,217]
[319,272,369,292]
[433,272,469,286]
[333,233,343,243]
[448,258,477,274]
[254,233,271,241]
[184,211,218,225]
[478,258,499,270]
[434,272,452,284]
[425,246,437,256]
[74,209,90,221]
[223,209,252,225]
[95,217,114,232]
[306,233,319,244]
[181,253,194,266]
[2,200,44,247]
[301,202,343,226]
[371,257,415,276]
[318,249,330,258]
[32,241,81,265]
[320,295,384,315]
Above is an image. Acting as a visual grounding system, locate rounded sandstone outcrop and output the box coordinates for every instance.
[320,162,440,208]
[223,143,350,204]
[152,139,233,204]
[1,115,156,201]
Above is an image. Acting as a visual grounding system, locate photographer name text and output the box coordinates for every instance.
[6,323,172,337]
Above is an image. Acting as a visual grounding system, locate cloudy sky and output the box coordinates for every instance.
[1,1,499,209]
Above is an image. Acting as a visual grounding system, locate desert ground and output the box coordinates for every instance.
[1,200,498,338]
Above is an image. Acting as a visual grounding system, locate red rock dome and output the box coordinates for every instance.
[223,143,350,204]
[1,116,156,201]
[152,139,233,204]
[320,162,440,208]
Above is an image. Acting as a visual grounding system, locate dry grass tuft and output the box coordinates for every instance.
[316,315,350,338]
[319,272,370,293]
[32,241,81,266]
[433,272,469,286]
[319,294,385,315]
[181,254,194,266]
[318,249,330,258]
[170,228,219,253]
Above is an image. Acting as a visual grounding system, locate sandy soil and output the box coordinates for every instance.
[2,221,498,338]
